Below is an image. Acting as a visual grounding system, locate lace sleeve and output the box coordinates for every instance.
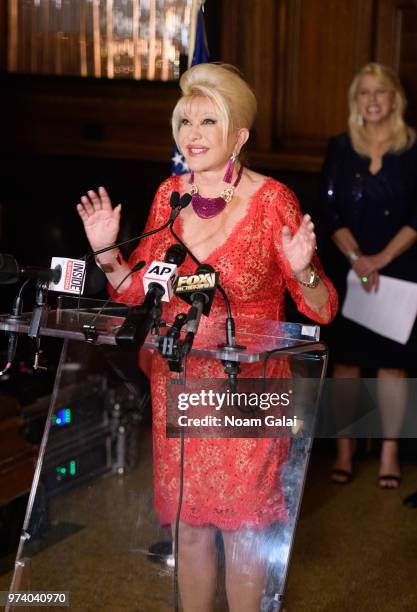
[111,177,178,305]
[271,183,338,324]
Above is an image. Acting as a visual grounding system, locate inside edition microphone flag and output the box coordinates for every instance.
[171,0,209,176]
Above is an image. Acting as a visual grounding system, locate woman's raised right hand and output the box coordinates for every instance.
[76,186,122,252]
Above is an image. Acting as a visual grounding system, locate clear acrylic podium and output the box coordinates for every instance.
[0,297,327,611]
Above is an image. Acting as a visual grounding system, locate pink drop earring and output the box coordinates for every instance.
[223,152,238,184]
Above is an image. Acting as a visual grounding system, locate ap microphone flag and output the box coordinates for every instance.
[143,261,178,302]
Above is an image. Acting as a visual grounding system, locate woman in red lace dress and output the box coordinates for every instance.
[77,64,337,612]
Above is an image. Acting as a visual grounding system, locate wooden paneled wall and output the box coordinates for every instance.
[1,76,179,162]
[221,0,417,170]
[375,0,417,126]
[0,0,416,172]
[0,1,6,71]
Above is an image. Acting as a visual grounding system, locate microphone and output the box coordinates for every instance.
[142,243,187,303]
[169,190,180,214]
[48,257,86,294]
[182,297,206,356]
[82,260,146,343]
[0,254,87,295]
[0,279,30,376]
[0,253,61,284]
[169,220,240,349]
[175,264,218,314]
[169,192,191,222]
[175,264,218,354]
[168,224,245,388]
[116,243,187,350]
[91,191,192,260]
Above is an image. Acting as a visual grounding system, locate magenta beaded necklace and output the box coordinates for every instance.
[188,165,244,219]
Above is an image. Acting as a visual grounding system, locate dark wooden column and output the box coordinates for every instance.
[0,0,7,71]
[374,0,417,127]
[220,0,278,153]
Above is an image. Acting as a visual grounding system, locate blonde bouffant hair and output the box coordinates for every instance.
[348,62,415,155]
[171,63,257,148]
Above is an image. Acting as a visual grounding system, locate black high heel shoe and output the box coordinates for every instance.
[378,439,401,490]
[378,474,401,489]
[403,490,417,507]
[331,468,353,484]
[331,438,357,485]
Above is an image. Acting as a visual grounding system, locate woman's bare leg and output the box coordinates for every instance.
[331,363,360,482]
[377,368,406,488]
[174,522,218,612]
[222,528,266,612]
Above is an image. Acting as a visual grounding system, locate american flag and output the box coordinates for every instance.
[171,1,209,176]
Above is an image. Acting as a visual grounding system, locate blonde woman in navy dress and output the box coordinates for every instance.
[322,63,417,488]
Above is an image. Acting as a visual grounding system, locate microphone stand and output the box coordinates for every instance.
[115,242,187,351]
[0,280,31,376]
[75,192,187,315]
[85,193,187,262]
[158,312,188,372]
[28,281,49,371]
[78,193,190,343]
[169,222,245,389]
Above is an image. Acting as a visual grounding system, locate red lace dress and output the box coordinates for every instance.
[115,175,338,530]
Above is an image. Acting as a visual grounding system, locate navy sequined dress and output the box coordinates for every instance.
[321,132,417,368]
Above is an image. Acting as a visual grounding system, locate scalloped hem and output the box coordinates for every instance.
[156,506,288,531]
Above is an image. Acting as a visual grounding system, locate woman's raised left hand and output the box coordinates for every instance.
[282,214,316,276]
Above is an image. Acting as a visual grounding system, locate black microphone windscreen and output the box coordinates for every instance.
[179,193,192,209]
[165,243,187,266]
[196,263,215,273]
[131,260,146,273]
[170,191,180,209]
[0,254,19,284]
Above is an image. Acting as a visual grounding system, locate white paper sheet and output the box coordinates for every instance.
[342,270,417,344]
